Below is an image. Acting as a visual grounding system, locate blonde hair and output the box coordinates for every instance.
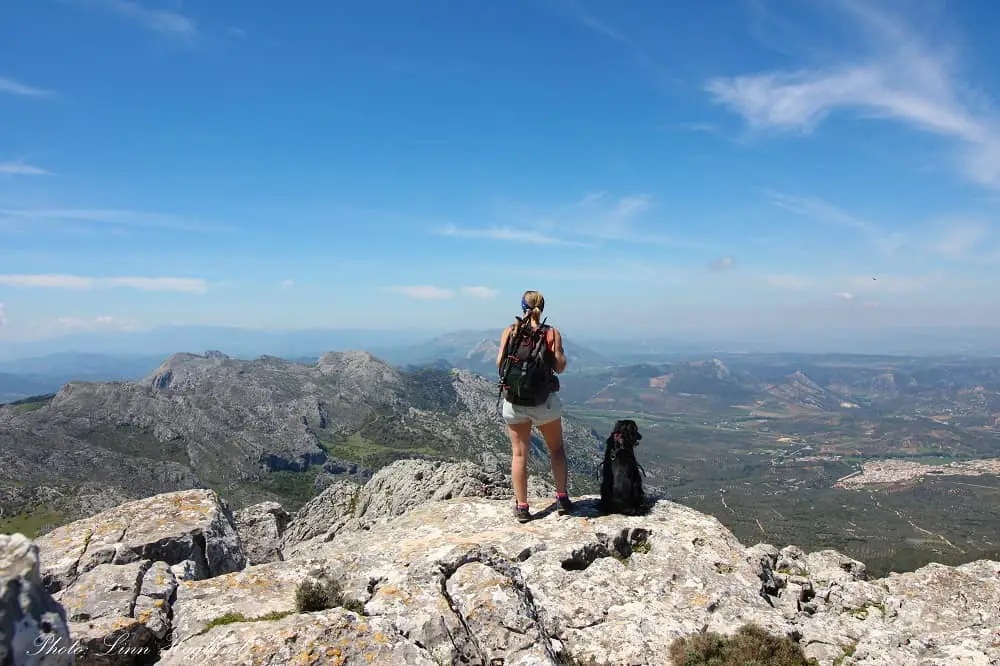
[511,290,545,338]
[522,290,545,321]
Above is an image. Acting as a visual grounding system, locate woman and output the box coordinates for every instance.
[496,289,573,522]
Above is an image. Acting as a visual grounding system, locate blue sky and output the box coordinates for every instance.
[2,0,1000,343]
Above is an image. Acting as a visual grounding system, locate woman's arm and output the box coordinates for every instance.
[550,327,568,374]
[496,325,512,369]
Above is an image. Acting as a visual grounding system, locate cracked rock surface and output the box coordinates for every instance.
[34,488,245,594]
[27,489,246,666]
[10,458,1000,666]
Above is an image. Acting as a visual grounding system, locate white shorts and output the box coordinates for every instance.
[502,392,563,426]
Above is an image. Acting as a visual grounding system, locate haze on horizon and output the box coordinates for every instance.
[2,0,1000,345]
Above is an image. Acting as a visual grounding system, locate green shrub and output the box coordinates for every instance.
[669,623,819,666]
[294,577,366,615]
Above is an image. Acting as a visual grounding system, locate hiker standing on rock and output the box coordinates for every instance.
[496,290,574,522]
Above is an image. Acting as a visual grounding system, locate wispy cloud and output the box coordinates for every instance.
[55,314,128,331]
[0,161,52,176]
[0,208,232,233]
[436,225,573,245]
[706,0,1000,188]
[279,279,294,289]
[461,286,498,299]
[387,285,454,300]
[445,192,717,250]
[764,190,906,255]
[766,189,999,262]
[386,284,500,300]
[553,0,659,76]
[0,76,55,98]
[0,302,6,326]
[0,274,208,293]
[926,219,993,261]
[708,256,736,271]
[833,291,855,301]
[70,0,199,42]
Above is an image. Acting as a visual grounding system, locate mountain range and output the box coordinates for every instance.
[0,350,605,536]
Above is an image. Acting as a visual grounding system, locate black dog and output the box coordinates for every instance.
[598,419,646,515]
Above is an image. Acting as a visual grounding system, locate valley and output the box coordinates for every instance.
[1,332,999,579]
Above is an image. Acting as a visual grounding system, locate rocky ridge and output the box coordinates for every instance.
[0,350,604,528]
[1,458,997,665]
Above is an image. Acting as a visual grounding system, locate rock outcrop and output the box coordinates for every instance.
[17,489,246,665]
[233,502,290,566]
[3,458,998,665]
[0,533,73,666]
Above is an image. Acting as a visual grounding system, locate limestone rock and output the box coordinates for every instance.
[0,533,73,666]
[50,558,178,665]
[280,480,361,550]
[232,501,290,566]
[157,607,436,665]
[17,472,1000,666]
[34,489,246,593]
[281,495,1000,666]
[349,458,508,530]
[169,558,328,645]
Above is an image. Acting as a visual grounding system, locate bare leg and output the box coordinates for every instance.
[508,420,533,504]
[537,417,568,495]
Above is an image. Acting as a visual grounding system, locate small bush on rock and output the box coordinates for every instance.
[295,577,365,615]
[669,623,819,666]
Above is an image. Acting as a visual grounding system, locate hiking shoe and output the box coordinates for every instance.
[556,495,575,515]
[514,504,531,523]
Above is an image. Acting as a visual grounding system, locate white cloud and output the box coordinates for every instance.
[0,208,231,233]
[706,1,1000,188]
[72,0,198,41]
[280,279,294,288]
[0,161,51,176]
[461,286,498,299]
[445,191,715,250]
[709,256,736,271]
[834,292,855,301]
[0,302,6,326]
[437,225,573,245]
[387,285,454,300]
[0,274,208,293]
[55,315,123,331]
[0,76,54,98]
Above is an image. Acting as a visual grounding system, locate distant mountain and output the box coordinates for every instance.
[554,353,1000,425]
[0,352,168,402]
[0,325,435,362]
[0,350,604,531]
[378,328,613,378]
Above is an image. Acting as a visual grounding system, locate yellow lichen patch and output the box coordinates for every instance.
[136,609,153,624]
[111,617,139,631]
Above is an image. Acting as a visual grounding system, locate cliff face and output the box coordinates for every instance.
[2,459,998,666]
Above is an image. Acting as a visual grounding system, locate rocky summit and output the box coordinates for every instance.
[2,459,998,666]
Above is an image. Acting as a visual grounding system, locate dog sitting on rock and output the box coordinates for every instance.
[598,419,647,515]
